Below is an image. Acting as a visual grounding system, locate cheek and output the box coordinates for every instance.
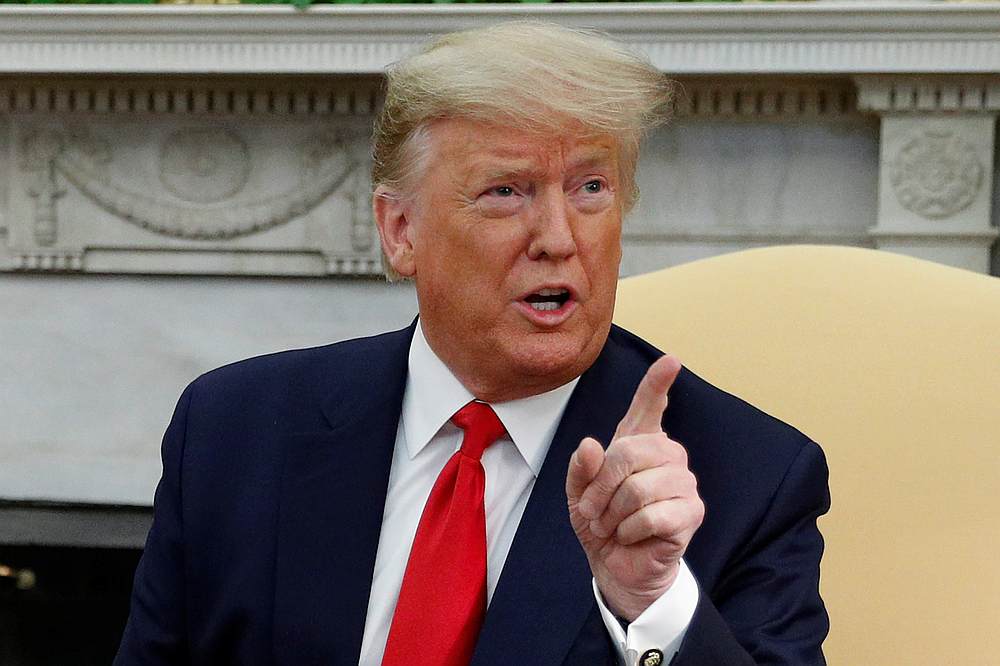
[429,232,520,309]
[581,219,623,274]
[469,224,530,276]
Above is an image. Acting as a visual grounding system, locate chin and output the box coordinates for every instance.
[505,331,602,382]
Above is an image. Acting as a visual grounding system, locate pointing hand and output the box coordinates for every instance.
[565,355,705,621]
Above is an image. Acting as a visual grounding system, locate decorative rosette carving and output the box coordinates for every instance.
[159,129,251,204]
[889,130,983,220]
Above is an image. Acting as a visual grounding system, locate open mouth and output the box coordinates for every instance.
[523,288,572,312]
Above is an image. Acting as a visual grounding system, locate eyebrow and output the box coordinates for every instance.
[566,152,616,173]
[478,165,544,183]
[469,150,617,184]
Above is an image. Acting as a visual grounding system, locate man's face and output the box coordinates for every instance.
[379,118,624,402]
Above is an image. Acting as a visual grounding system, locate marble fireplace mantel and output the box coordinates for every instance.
[1,1,998,276]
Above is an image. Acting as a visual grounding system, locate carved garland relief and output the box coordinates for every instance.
[889,130,983,220]
[17,125,361,244]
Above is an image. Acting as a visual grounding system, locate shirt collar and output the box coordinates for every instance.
[401,322,579,477]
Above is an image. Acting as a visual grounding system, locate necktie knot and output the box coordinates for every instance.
[451,401,506,461]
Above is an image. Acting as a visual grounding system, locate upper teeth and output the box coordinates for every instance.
[528,288,567,312]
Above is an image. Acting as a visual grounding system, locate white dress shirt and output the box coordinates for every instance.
[358,323,698,665]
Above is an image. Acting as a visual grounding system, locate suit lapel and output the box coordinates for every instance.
[472,330,650,665]
[273,325,414,666]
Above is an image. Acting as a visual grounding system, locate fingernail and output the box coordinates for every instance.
[578,500,595,519]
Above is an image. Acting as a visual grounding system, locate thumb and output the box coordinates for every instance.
[566,437,605,504]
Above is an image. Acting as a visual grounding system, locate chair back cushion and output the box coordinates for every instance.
[615,245,1000,664]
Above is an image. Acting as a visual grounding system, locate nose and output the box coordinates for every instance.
[526,188,577,261]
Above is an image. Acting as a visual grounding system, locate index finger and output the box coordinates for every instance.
[614,354,682,439]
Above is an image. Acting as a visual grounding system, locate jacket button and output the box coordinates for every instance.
[640,649,664,666]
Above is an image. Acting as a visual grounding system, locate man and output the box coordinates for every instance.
[116,22,829,666]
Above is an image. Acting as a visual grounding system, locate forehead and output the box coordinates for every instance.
[426,118,619,175]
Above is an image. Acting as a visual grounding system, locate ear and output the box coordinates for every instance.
[373,186,417,278]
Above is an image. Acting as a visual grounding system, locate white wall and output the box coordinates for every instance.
[1,275,417,504]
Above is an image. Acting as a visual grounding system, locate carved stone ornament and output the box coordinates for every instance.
[18,125,359,241]
[889,130,983,220]
[19,128,67,246]
[159,128,251,204]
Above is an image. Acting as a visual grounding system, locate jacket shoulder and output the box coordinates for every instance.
[186,325,411,404]
[607,325,827,566]
[173,324,413,440]
[608,324,816,460]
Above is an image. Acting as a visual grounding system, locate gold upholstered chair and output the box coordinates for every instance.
[614,245,1000,665]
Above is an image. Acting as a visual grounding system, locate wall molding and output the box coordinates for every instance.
[674,79,858,119]
[0,77,860,120]
[856,76,1000,114]
[1,3,999,76]
[0,79,383,116]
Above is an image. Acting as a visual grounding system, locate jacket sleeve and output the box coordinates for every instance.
[115,384,194,665]
[672,440,831,665]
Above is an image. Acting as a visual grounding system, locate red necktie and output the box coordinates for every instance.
[381,401,507,666]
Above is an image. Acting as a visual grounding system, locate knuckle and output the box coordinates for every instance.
[655,513,679,537]
[681,471,698,497]
[640,507,661,535]
[618,476,645,510]
[693,497,706,523]
[621,511,648,540]
[616,435,641,458]
[650,433,672,460]
[671,440,689,466]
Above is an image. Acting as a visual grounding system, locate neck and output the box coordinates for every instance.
[417,325,589,404]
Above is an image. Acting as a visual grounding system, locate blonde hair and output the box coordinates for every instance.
[372,21,674,278]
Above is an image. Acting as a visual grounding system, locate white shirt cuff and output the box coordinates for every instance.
[593,559,699,666]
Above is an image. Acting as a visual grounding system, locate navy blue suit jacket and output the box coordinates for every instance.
[116,323,829,665]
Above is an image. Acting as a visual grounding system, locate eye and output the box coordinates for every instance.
[476,183,524,218]
[582,180,604,194]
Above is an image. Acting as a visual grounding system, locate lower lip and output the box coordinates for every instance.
[514,299,578,327]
